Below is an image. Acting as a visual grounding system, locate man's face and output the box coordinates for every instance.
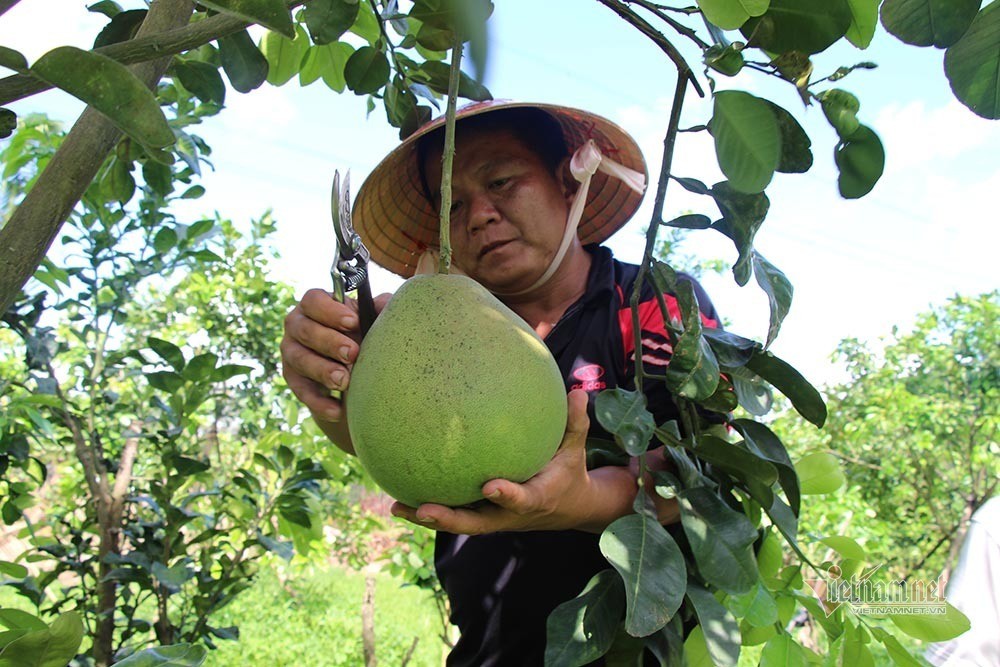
[423,125,573,294]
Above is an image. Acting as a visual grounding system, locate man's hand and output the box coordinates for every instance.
[280,289,391,449]
[391,390,643,535]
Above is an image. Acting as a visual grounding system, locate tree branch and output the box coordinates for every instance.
[0,0,308,106]
[0,0,197,315]
[624,0,710,49]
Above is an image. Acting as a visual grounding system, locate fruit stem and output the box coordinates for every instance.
[437,36,464,275]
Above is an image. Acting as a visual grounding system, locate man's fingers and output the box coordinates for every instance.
[374,292,392,314]
[282,369,344,421]
[562,389,590,449]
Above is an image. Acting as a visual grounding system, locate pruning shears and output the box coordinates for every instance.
[330,170,376,339]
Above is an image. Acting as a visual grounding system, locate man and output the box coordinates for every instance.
[281,101,720,665]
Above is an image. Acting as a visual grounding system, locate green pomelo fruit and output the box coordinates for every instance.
[346,273,568,507]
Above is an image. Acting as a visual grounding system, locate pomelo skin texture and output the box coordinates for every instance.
[346,274,568,508]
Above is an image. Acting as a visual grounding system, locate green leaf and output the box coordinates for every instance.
[418,60,492,101]
[148,337,185,371]
[752,251,792,349]
[196,0,294,38]
[344,45,390,95]
[299,42,355,91]
[712,90,780,194]
[698,0,769,30]
[0,562,29,579]
[88,1,123,18]
[795,452,845,495]
[544,569,625,667]
[728,582,778,627]
[744,348,826,427]
[664,213,712,229]
[182,352,218,381]
[731,419,800,514]
[600,513,686,637]
[594,388,656,456]
[219,29,269,94]
[679,487,758,595]
[211,363,252,382]
[758,633,806,667]
[103,157,135,204]
[880,0,980,48]
[819,89,861,139]
[153,227,178,253]
[742,0,852,54]
[673,176,712,195]
[870,627,923,667]
[31,46,174,149]
[710,182,769,286]
[349,0,381,44]
[0,612,84,667]
[173,60,226,105]
[766,101,812,173]
[945,1,1000,120]
[257,532,294,560]
[690,435,779,487]
[889,601,970,641]
[171,455,210,477]
[147,371,184,394]
[835,124,885,199]
[151,562,194,592]
[415,21,455,51]
[685,583,741,666]
[819,535,865,560]
[112,643,208,666]
[703,329,758,368]
[303,0,360,44]
[142,160,173,196]
[683,626,715,667]
[0,610,47,632]
[845,0,879,48]
[94,9,147,48]
[260,25,311,86]
[0,108,15,139]
[0,46,28,73]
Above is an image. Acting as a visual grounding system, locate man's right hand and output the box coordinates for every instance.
[280,289,391,448]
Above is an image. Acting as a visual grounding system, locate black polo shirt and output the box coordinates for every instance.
[435,245,720,667]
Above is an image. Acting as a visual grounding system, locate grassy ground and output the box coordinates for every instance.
[209,564,447,667]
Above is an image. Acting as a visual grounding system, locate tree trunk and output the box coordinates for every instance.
[0,0,195,315]
[362,568,377,667]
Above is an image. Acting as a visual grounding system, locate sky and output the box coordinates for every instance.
[2,0,998,388]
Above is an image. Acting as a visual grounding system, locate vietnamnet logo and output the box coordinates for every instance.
[571,364,607,392]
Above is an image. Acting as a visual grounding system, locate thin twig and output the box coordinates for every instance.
[624,0,710,49]
[0,0,22,19]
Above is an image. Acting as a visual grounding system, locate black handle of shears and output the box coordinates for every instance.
[356,278,376,339]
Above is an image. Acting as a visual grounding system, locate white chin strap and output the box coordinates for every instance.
[417,140,646,295]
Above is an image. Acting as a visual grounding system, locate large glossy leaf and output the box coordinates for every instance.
[112,643,208,666]
[712,91,780,194]
[945,1,1000,120]
[594,388,655,456]
[683,626,715,667]
[731,419,800,514]
[344,46,390,95]
[0,612,83,667]
[260,25,310,86]
[795,452,845,495]
[685,583,741,666]
[93,8,147,48]
[599,513,686,637]
[727,582,778,628]
[766,101,812,173]
[31,47,174,149]
[544,569,625,667]
[148,337,185,371]
[758,633,806,667]
[889,602,970,642]
[880,0,980,48]
[742,0,852,54]
[710,182,769,286]
[697,0,769,30]
[870,627,924,667]
[218,29,269,94]
[173,61,225,105]
[419,60,492,100]
[752,251,792,349]
[678,488,758,595]
[702,328,757,368]
[835,124,885,198]
[846,0,880,48]
[196,0,294,38]
[0,46,26,72]
[689,435,778,487]
[642,617,685,667]
[660,279,721,401]
[299,42,355,92]
[303,0,359,44]
[744,348,826,427]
